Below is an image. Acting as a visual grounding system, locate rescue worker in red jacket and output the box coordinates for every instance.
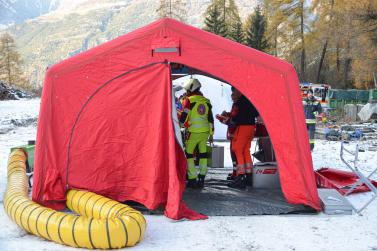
[179,78,214,188]
[216,91,239,180]
[227,87,259,189]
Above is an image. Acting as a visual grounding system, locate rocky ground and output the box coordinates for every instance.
[0,81,32,100]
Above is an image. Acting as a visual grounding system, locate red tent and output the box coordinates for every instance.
[32,18,321,220]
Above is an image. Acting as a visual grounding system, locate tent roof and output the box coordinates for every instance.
[49,18,292,76]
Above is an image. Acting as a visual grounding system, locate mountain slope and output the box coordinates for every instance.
[0,0,59,27]
[3,0,258,86]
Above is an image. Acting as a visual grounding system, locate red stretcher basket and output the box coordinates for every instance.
[315,167,377,195]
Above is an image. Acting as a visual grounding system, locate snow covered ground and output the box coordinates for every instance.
[1,99,377,251]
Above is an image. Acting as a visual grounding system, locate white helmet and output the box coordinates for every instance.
[183,78,201,92]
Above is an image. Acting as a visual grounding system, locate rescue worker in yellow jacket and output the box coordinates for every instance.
[179,78,214,188]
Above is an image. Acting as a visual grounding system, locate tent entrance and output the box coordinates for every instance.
[171,63,315,215]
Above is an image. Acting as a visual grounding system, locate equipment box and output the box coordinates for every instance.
[207,144,224,168]
[11,143,35,173]
[253,162,280,188]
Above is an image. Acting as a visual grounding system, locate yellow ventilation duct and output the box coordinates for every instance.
[4,149,146,249]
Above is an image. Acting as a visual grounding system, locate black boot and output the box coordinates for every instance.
[187,178,197,189]
[227,175,246,189]
[197,174,205,188]
[226,170,237,180]
[246,173,253,187]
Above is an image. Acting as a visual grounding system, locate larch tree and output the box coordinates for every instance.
[310,0,335,83]
[350,0,377,88]
[262,0,308,81]
[307,0,352,87]
[262,0,377,88]
[262,0,285,56]
[303,0,377,88]
[0,33,29,89]
[156,0,187,22]
[225,0,244,43]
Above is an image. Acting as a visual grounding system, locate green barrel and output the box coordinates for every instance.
[10,143,35,172]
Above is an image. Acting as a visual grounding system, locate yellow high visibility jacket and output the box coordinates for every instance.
[184,94,214,135]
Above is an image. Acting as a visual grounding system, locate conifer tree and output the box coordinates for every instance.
[203,0,227,37]
[230,20,244,43]
[203,0,244,42]
[0,33,28,89]
[245,6,268,52]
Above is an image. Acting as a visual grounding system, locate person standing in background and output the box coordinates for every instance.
[179,78,214,188]
[216,91,239,180]
[227,87,259,189]
[303,89,322,151]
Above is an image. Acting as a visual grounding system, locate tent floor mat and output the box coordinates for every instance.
[127,179,317,216]
[182,179,317,216]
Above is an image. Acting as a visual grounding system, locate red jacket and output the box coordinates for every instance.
[216,103,238,139]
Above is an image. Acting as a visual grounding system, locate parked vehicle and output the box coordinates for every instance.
[300,82,331,108]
